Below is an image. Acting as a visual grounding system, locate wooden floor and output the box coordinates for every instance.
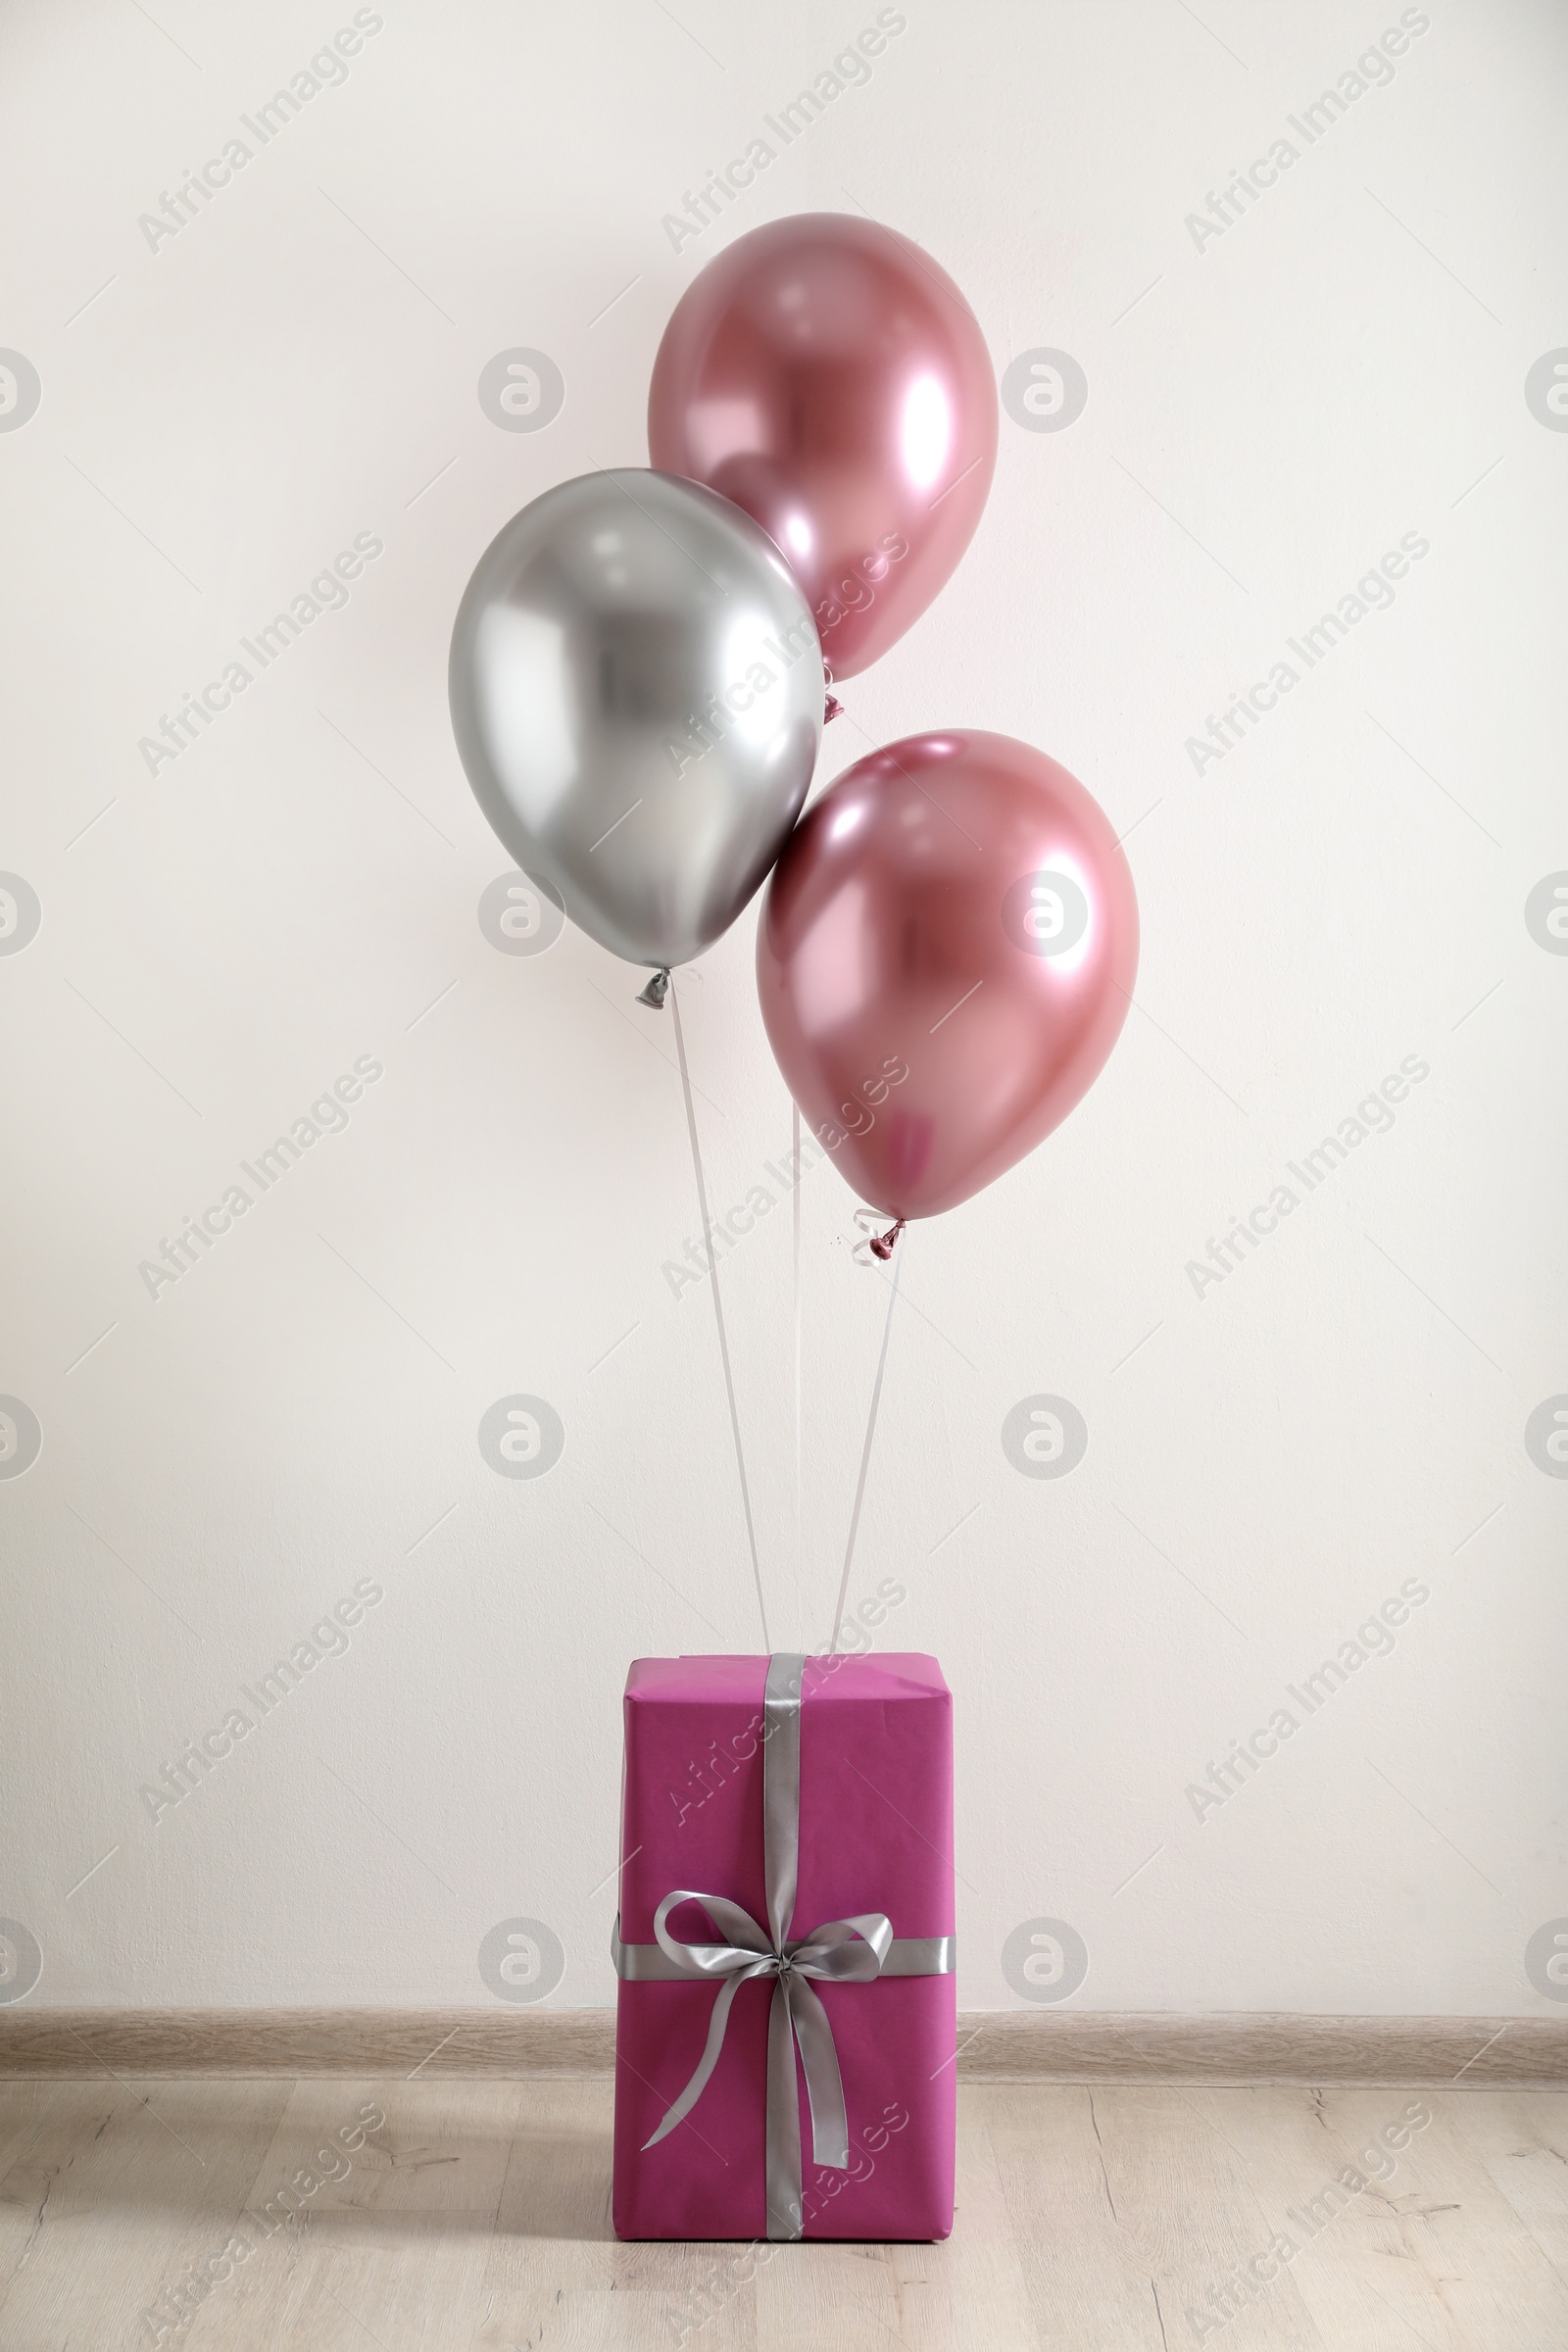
[2,2077,1566,2349]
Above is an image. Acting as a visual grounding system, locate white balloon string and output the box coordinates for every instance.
[793,1102,803,1651]
[668,979,770,1651]
[831,1239,904,1653]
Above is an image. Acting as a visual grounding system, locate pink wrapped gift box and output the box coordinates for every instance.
[612,1650,956,2242]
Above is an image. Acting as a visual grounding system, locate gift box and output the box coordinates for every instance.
[612,1650,956,2241]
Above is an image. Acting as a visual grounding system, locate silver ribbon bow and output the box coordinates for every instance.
[612,1653,956,2240]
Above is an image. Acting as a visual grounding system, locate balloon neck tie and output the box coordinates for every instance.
[637,967,671,1010]
[868,1218,905,1260]
[824,691,844,724]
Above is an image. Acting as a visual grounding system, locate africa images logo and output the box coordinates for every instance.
[1525,873,1568,954]
[1182,11,1434,257]
[0,351,41,432]
[1526,1920,1568,2002]
[1001,351,1088,434]
[477,1396,564,1479]
[1002,1396,1088,1478]
[1002,1918,1089,2003]
[0,873,42,954]
[135,11,387,253]
[1524,351,1568,431]
[0,1919,43,2004]
[136,534,385,777]
[1524,1397,1568,1479]
[477,350,565,433]
[478,872,564,955]
[0,1399,43,1482]
[1002,870,1090,957]
[477,1918,564,2002]
[1185,534,1430,777]
[659,11,908,254]
[136,1055,384,1300]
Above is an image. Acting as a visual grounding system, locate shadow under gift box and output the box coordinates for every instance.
[612,1652,956,2242]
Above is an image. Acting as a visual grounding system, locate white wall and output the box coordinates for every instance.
[1,0,1564,2020]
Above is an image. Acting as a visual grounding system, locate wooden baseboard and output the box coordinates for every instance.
[956,2011,1568,2085]
[0,2008,615,2081]
[2,2007,1563,2083]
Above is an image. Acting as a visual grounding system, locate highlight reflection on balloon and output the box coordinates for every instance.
[757,732,1140,1219]
[649,215,998,680]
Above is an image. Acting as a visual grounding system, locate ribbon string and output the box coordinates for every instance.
[793,1102,803,1651]
[668,979,770,1651]
[830,1243,904,1651]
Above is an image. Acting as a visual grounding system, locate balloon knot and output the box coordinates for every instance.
[636,967,671,1010]
[868,1218,905,1260]
[824,692,844,724]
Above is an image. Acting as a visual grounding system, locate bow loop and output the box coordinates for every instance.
[652,1888,773,1975]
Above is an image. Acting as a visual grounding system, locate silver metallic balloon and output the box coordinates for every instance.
[449,469,823,969]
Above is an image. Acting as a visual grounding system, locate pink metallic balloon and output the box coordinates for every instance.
[648,214,998,681]
[757,732,1139,1221]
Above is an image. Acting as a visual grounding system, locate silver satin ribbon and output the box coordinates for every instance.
[612,1653,956,2240]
